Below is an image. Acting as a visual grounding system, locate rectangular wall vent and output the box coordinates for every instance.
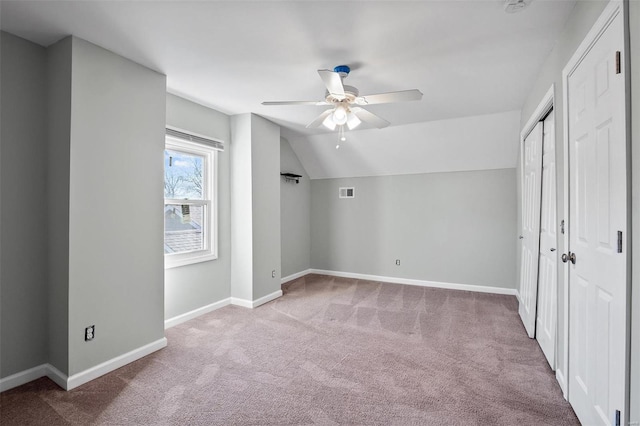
[339,187,355,199]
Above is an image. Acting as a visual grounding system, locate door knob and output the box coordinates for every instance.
[569,252,576,264]
[562,253,569,263]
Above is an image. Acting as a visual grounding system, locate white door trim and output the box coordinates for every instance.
[561,0,629,416]
[521,86,554,211]
[522,86,564,392]
[521,85,554,143]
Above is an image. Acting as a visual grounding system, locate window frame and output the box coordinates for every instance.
[164,134,218,269]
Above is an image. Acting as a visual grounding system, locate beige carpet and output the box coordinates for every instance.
[0,274,578,425]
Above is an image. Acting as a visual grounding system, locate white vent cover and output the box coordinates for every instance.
[339,187,355,199]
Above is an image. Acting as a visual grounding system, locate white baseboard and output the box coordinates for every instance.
[514,289,522,303]
[45,363,68,390]
[165,298,231,329]
[66,337,167,390]
[308,269,518,296]
[230,297,252,308]
[281,269,312,284]
[231,289,283,309]
[0,338,166,392]
[0,364,48,392]
[252,289,283,307]
[556,368,568,400]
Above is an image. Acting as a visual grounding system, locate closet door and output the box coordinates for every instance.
[518,122,543,338]
[536,112,557,369]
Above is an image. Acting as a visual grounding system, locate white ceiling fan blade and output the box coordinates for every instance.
[355,89,423,105]
[318,70,345,99]
[350,107,390,129]
[262,100,328,106]
[306,109,334,128]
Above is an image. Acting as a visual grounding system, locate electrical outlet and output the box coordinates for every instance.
[272,270,276,278]
[395,259,401,266]
[85,325,95,341]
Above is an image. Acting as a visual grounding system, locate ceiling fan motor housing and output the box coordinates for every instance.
[333,65,351,78]
[325,85,359,104]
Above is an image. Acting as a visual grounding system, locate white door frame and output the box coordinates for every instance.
[561,0,630,419]
[521,86,554,145]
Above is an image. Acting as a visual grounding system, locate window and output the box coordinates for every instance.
[164,128,221,268]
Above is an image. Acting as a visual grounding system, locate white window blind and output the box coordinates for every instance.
[166,128,224,151]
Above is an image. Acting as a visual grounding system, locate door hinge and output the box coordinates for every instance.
[614,409,620,426]
[560,220,565,234]
[617,231,623,253]
[616,51,621,74]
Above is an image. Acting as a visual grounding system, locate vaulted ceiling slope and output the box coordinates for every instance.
[288,110,521,179]
[2,1,575,177]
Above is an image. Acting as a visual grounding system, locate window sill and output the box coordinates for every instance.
[164,252,217,269]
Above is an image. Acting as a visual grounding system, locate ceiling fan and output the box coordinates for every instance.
[262,65,423,131]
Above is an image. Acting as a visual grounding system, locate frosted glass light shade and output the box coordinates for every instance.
[322,114,336,130]
[346,112,361,130]
[332,105,348,125]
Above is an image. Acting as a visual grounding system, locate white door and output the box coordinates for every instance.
[567,9,627,425]
[536,112,557,369]
[518,122,543,338]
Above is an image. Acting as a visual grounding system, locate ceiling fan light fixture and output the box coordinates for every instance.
[346,111,361,130]
[332,105,348,125]
[322,114,337,130]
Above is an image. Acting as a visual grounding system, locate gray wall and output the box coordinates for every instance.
[250,115,281,299]
[0,32,49,378]
[46,36,73,375]
[230,114,281,302]
[67,37,166,375]
[311,169,517,289]
[280,137,310,279]
[630,1,639,422]
[517,0,608,394]
[230,114,254,301]
[164,93,231,320]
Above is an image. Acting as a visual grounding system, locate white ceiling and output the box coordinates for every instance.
[2,1,576,178]
[2,0,576,140]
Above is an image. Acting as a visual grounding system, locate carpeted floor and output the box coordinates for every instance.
[0,274,578,425]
